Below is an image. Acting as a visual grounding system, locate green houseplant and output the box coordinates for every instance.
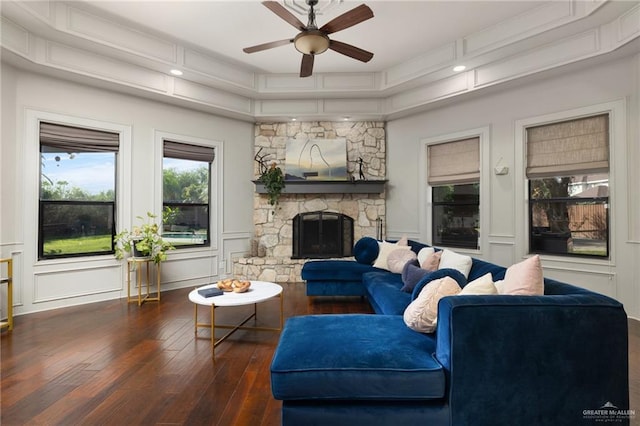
[114,212,174,263]
[259,162,285,207]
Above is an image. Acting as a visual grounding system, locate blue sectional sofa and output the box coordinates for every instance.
[271,240,630,425]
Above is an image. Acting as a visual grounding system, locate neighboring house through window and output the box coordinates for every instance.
[162,140,214,248]
[428,137,480,250]
[39,122,118,259]
[526,114,609,257]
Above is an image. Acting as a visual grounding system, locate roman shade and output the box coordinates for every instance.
[427,137,480,185]
[526,114,609,178]
[40,122,119,153]
[164,140,215,163]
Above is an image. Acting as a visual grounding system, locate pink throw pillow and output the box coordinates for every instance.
[502,255,544,295]
[387,248,417,274]
[403,276,461,333]
[420,250,442,271]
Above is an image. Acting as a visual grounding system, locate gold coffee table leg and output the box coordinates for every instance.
[211,304,215,358]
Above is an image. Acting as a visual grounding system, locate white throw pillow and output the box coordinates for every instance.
[438,249,473,278]
[403,276,461,333]
[502,255,544,295]
[373,241,411,271]
[459,273,498,295]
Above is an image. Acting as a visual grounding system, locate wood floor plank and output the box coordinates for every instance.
[1,283,636,426]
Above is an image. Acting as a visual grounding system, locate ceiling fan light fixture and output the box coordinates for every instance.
[294,30,330,55]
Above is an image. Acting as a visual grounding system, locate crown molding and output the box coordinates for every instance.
[1,0,638,122]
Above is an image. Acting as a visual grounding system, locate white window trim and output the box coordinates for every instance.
[25,109,132,266]
[154,131,222,254]
[419,126,490,254]
[514,99,625,265]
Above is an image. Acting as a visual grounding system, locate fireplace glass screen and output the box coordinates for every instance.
[292,212,354,259]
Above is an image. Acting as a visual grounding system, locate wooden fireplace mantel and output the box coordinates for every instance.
[253,179,387,194]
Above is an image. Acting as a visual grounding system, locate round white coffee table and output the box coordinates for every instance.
[188,280,283,359]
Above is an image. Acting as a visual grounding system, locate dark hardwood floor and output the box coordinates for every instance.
[1,283,638,425]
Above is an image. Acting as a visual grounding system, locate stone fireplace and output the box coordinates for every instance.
[232,121,386,283]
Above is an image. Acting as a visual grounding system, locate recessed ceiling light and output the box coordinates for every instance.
[291,118,297,121]
[170,69,183,76]
[453,65,466,72]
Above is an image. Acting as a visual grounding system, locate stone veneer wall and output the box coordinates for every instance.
[233,121,386,283]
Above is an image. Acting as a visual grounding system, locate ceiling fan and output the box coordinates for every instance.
[243,0,374,77]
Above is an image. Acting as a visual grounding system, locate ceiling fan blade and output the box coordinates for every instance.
[243,39,293,54]
[263,1,306,31]
[319,4,374,35]
[300,54,314,78]
[329,40,374,63]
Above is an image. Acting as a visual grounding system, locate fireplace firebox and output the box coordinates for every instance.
[292,212,354,259]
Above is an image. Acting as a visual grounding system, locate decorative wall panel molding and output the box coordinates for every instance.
[619,6,640,42]
[474,30,599,87]
[173,78,252,114]
[323,99,383,114]
[383,43,456,88]
[46,41,169,92]
[64,5,177,63]
[183,48,255,90]
[388,73,468,113]
[256,99,320,115]
[463,1,575,56]
[33,265,122,303]
[0,17,29,56]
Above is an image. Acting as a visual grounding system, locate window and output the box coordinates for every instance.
[39,122,118,259]
[162,141,214,248]
[526,114,609,257]
[428,137,480,249]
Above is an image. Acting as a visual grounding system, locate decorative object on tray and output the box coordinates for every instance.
[197,287,224,298]
[216,278,251,293]
[114,212,174,264]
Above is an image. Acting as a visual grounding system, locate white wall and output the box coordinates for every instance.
[0,64,254,315]
[386,54,640,317]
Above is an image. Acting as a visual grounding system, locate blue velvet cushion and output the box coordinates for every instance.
[302,260,382,281]
[353,237,380,265]
[271,314,445,401]
[401,259,428,293]
[411,268,467,301]
[467,257,507,282]
[362,271,412,315]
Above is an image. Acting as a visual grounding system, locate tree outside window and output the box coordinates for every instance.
[162,141,213,248]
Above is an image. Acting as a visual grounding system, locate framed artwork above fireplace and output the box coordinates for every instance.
[285,138,347,181]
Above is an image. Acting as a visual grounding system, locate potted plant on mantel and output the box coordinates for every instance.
[114,212,174,263]
[259,162,285,208]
